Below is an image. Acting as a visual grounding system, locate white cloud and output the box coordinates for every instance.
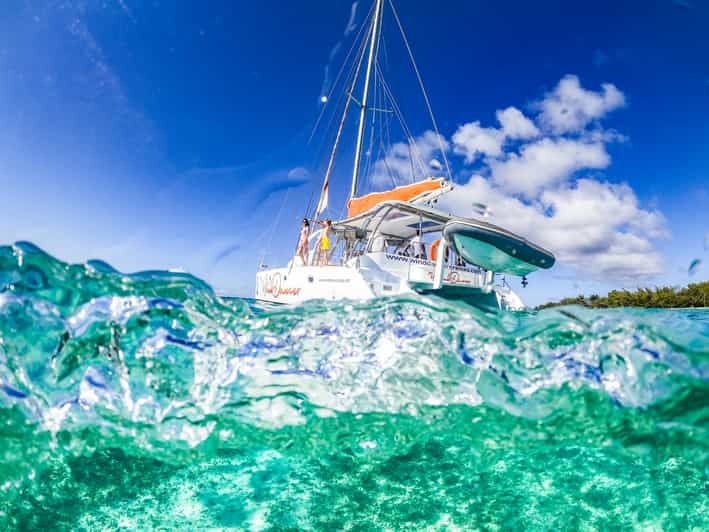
[490,138,610,197]
[441,177,666,279]
[540,179,666,240]
[440,74,666,280]
[451,107,538,163]
[496,107,539,139]
[366,74,663,279]
[451,121,504,163]
[370,130,449,186]
[537,74,626,134]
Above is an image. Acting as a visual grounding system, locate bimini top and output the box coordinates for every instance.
[334,200,556,275]
[334,200,470,239]
[346,177,449,218]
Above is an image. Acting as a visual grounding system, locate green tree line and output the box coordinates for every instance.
[538,281,709,309]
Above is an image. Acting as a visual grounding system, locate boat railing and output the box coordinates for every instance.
[300,229,350,267]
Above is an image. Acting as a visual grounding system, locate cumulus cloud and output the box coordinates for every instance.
[441,75,665,280]
[451,106,537,163]
[442,177,666,279]
[536,74,626,134]
[490,138,610,197]
[452,122,504,163]
[370,130,449,186]
[496,106,539,139]
[364,74,662,279]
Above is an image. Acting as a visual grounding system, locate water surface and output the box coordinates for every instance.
[0,242,707,530]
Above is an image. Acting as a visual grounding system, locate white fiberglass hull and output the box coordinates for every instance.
[255,252,525,310]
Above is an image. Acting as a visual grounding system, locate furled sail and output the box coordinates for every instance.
[314,175,329,218]
[346,177,448,218]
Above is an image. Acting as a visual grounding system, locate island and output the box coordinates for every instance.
[537,281,709,309]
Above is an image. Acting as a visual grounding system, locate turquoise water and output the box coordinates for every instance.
[0,241,707,530]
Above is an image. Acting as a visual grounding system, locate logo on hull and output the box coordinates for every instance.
[258,272,302,299]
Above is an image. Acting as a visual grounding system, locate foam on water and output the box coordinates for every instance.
[0,242,707,529]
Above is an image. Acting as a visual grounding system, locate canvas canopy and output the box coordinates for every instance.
[346,177,447,218]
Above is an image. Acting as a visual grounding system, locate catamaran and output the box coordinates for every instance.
[255,0,554,310]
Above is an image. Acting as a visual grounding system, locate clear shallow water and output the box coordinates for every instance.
[0,241,707,530]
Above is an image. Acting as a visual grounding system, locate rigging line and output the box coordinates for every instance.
[309,10,373,169]
[317,33,366,163]
[362,95,376,186]
[259,186,292,267]
[364,66,387,188]
[376,62,416,148]
[379,138,398,188]
[374,65,396,186]
[379,33,394,176]
[377,61,425,179]
[382,72,393,175]
[307,1,375,145]
[351,0,384,199]
[309,17,372,172]
[388,0,452,181]
[317,9,373,217]
[362,55,379,189]
[381,32,389,78]
[388,92,426,178]
[375,68,388,187]
[364,54,388,188]
[376,62,427,176]
[309,25,372,175]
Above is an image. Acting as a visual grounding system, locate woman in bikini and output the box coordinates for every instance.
[296,218,310,265]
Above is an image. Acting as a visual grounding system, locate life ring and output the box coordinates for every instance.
[430,239,449,262]
[430,239,441,261]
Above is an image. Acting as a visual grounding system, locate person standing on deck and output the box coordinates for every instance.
[410,229,426,259]
[296,218,310,265]
[315,219,333,265]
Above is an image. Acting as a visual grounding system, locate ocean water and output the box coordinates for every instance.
[0,241,707,530]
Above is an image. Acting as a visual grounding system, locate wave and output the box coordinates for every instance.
[1,241,707,529]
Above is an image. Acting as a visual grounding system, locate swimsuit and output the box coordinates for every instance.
[298,228,309,250]
[321,234,331,251]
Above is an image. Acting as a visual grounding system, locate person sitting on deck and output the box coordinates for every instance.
[315,219,333,265]
[296,218,310,265]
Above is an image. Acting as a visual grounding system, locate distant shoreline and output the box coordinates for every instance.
[537,281,709,310]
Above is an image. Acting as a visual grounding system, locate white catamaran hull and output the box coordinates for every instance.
[255,252,525,310]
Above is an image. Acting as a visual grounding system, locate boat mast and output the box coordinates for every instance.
[350,0,383,199]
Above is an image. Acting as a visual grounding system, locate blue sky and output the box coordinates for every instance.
[0,0,707,305]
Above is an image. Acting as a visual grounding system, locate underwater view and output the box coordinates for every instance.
[0,241,707,530]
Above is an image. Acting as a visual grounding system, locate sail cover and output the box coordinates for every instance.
[346,177,447,218]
